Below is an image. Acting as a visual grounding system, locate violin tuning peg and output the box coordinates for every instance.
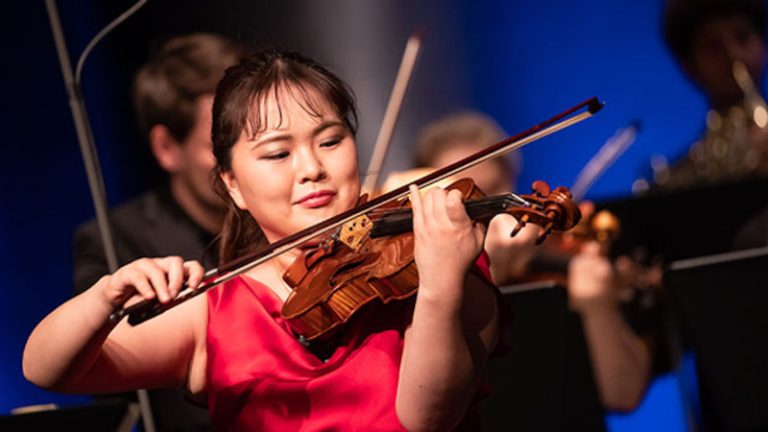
[531,181,551,197]
[535,231,548,245]
[510,214,530,237]
[544,220,555,232]
[536,222,554,245]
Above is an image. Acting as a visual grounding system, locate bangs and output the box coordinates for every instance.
[240,57,357,140]
[211,50,358,172]
[245,80,332,139]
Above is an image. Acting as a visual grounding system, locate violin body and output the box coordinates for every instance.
[281,179,485,341]
[281,178,580,341]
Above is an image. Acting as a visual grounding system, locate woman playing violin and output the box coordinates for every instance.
[23,50,500,431]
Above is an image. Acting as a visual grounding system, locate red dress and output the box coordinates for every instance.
[206,254,495,431]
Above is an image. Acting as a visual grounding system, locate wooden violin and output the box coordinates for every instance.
[281,177,580,341]
[518,203,663,299]
[110,97,603,327]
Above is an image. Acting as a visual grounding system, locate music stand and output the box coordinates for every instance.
[666,247,768,431]
[480,282,606,431]
[0,399,140,432]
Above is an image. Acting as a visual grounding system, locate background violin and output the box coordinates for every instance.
[520,202,663,299]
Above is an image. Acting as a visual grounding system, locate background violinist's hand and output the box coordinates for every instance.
[100,257,205,310]
[409,185,485,301]
[567,241,617,313]
[483,214,538,285]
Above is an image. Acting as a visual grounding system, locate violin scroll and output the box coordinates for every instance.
[508,181,581,244]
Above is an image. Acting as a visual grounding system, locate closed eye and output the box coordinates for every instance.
[319,138,342,148]
[262,151,290,161]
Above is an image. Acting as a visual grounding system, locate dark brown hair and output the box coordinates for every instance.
[133,33,242,142]
[664,0,767,62]
[211,50,358,263]
[414,111,519,180]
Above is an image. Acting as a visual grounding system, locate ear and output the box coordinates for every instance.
[149,125,184,173]
[220,170,247,210]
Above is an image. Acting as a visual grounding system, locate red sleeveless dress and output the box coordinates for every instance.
[206,254,495,431]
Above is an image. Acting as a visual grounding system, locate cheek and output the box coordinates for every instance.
[337,149,361,188]
[239,168,284,206]
[232,152,280,214]
[325,149,360,206]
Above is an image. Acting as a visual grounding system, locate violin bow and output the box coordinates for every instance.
[113,97,604,326]
[361,32,422,195]
[569,121,639,202]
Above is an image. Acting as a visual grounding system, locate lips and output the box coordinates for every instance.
[296,190,336,208]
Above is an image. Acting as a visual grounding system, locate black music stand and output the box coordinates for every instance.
[479,282,606,431]
[600,176,768,262]
[666,247,768,431]
[0,399,140,432]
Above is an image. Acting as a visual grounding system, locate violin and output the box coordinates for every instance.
[110,97,603,328]
[519,204,617,284]
[281,177,580,341]
[520,203,663,300]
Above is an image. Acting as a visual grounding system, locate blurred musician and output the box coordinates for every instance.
[659,0,768,189]
[384,112,656,429]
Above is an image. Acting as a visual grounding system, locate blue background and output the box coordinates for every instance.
[2,0,748,429]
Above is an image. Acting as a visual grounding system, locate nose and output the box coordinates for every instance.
[295,145,326,183]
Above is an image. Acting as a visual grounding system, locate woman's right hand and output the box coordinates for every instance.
[23,256,206,391]
[100,257,205,310]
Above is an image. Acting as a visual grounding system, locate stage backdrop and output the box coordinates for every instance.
[3,0,744,430]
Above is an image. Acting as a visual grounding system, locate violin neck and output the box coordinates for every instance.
[369,194,529,238]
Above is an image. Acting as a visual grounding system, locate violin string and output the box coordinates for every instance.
[370,195,535,228]
[380,194,532,218]
[368,196,537,238]
[365,193,532,219]
[370,203,513,226]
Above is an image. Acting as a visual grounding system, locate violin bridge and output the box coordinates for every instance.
[339,215,373,251]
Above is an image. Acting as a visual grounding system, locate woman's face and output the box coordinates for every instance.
[221,85,360,243]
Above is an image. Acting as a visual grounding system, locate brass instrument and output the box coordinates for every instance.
[687,61,767,182]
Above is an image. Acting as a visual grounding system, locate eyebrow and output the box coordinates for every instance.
[250,120,346,148]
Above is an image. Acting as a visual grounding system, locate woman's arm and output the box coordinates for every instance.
[23,257,207,394]
[396,186,499,431]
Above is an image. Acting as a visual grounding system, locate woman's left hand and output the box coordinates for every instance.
[408,185,486,300]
